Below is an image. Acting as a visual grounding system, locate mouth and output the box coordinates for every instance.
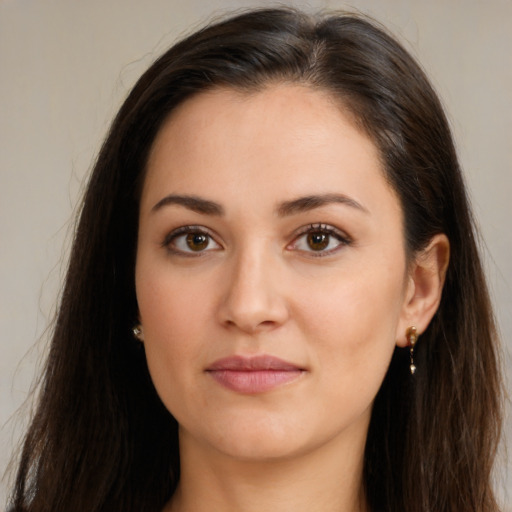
[205,355,306,394]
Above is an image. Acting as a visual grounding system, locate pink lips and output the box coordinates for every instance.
[206,355,304,394]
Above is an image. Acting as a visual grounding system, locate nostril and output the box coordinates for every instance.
[223,318,277,333]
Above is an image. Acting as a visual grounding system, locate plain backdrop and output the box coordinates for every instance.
[1,0,511,508]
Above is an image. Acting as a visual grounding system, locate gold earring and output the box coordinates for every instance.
[132,325,143,341]
[406,326,418,375]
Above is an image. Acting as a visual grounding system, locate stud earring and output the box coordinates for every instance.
[406,326,418,375]
[132,325,143,341]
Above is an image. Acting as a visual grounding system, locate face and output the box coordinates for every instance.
[136,85,411,462]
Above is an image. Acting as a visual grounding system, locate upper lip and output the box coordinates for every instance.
[206,355,303,371]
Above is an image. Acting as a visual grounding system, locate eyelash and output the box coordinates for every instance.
[162,223,352,257]
[162,225,221,257]
[289,223,352,257]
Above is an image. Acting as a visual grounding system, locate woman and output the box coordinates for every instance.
[9,7,503,512]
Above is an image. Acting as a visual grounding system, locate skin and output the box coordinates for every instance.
[135,84,449,512]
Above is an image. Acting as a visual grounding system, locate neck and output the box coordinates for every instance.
[165,425,369,512]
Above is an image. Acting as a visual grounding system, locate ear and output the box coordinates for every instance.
[396,234,450,347]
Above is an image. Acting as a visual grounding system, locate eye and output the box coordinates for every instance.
[289,224,350,256]
[163,226,221,255]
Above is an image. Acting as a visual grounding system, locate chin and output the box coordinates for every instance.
[180,409,344,464]
[178,408,307,458]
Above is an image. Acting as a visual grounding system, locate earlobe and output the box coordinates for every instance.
[396,234,450,347]
[133,324,144,342]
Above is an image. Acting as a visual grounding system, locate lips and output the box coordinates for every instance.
[206,355,305,394]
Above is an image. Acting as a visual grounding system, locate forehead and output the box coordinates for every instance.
[141,84,399,219]
[148,84,368,163]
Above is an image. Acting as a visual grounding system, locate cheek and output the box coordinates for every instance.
[136,253,216,337]
[292,278,402,426]
[135,263,214,407]
[294,262,405,378]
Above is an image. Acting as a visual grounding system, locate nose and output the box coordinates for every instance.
[217,245,289,334]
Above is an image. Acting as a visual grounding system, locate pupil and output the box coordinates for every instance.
[186,233,208,251]
[307,232,329,251]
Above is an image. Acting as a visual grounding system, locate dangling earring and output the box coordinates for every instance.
[406,326,418,374]
[132,324,144,342]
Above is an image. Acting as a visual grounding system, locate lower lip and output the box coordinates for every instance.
[207,369,304,394]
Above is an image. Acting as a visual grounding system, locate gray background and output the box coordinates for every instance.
[1,0,510,508]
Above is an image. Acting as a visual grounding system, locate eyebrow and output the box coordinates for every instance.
[277,193,368,217]
[151,194,224,215]
[151,192,367,217]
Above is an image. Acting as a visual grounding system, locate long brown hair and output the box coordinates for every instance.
[9,8,503,512]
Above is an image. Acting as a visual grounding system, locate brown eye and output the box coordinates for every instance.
[164,227,221,255]
[186,233,209,251]
[289,224,350,257]
[307,232,329,251]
